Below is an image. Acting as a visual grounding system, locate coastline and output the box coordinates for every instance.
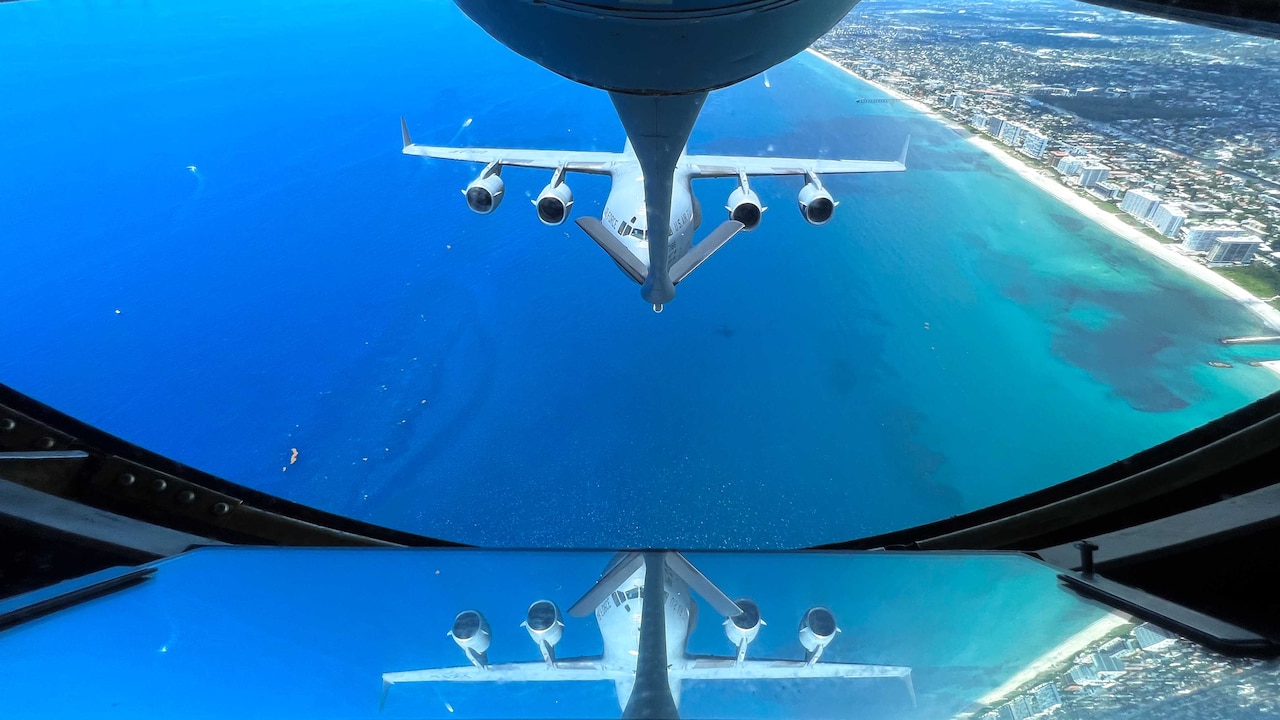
[970,613,1134,710]
[805,48,1280,333]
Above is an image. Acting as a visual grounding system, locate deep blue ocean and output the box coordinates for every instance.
[2,0,1277,548]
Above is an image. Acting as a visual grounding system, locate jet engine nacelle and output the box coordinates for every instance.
[724,598,765,647]
[464,173,505,215]
[726,186,764,231]
[798,606,840,662]
[449,610,492,667]
[535,182,574,226]
[522,599,564,648]
[798,181,836,226]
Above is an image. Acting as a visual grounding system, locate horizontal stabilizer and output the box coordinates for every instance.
[664,552,742,618]
[670,221,744,285]
[568,551,645,617]
[576,217,648,286]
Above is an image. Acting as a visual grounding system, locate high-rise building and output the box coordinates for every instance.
[1091,182,1121,201]
[1011,695,1033,720]
[1120,189,1161,220]
[1207,236,1263,264]
[1135,623,1177,650]
[1069,663,1098,685]
[1093,650,1124,673]
[1021,132,1048,159]
[998,122,1026,147]
[971,112,989,131]
[1184,222,1244,252]
[1057,156,1085,175]
[1151,203,1186,237]
[1032,684,1062,711]
[947,92,965,109]
[988,117,1008,138]
[1078,163,1110,188]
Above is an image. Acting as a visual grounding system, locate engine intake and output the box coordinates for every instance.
[798,606,839,665]
[724,598,765,663]
[464,173,505,215]
[535,181,574,226]
[726,185,764,231]
[523,599,564,666]
[449,610,492,668]
[798,179,836,226]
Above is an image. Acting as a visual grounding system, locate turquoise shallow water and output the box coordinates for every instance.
[0,0,1276,548]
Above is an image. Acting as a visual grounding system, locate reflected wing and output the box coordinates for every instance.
[685,137,909,179]
[402,118,617,175]
[675,657,913,682]
[383,657,626,684]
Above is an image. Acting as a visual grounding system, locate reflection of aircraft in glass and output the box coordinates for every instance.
[382,552,914,716]
[401,119,907,312]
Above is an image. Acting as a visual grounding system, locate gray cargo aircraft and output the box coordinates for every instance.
[402,119,907,311]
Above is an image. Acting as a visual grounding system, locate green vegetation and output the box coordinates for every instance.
[1217,263,1280,299]
[1044,96,1226,122]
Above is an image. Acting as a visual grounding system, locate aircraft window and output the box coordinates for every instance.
[625,587,640,600]
[2,0,1279,551]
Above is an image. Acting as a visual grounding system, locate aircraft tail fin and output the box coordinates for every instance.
[575,217,649,286]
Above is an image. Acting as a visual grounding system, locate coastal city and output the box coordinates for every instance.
[815,0,1280,302]
[964,621,1280,719]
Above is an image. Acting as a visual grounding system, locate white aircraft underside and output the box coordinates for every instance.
[401,119,907,311]
[381,552,915,713]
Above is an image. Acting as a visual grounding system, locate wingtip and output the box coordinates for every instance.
[400,116,411,148]
[899,135,911,167]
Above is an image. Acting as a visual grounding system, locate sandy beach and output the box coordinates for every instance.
[806,48,1280,333]
[972,613,1134,708]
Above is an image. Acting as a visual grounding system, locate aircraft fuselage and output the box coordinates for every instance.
[599,148,701,274]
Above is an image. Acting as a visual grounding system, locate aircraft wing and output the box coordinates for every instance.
[684,137,909,178]
[673,657,913,680]
[401,118,617,175]
[383,657,627,684]
[673,657,915,704]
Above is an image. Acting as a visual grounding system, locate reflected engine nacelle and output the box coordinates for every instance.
[464,173,505,215]
[724,598,765,649]
[798,606,840,663]
[449,610,492,667]
[797,181,836,226]
[535,182,574,226]
[522,599,564,649]
[726,185,764,231]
